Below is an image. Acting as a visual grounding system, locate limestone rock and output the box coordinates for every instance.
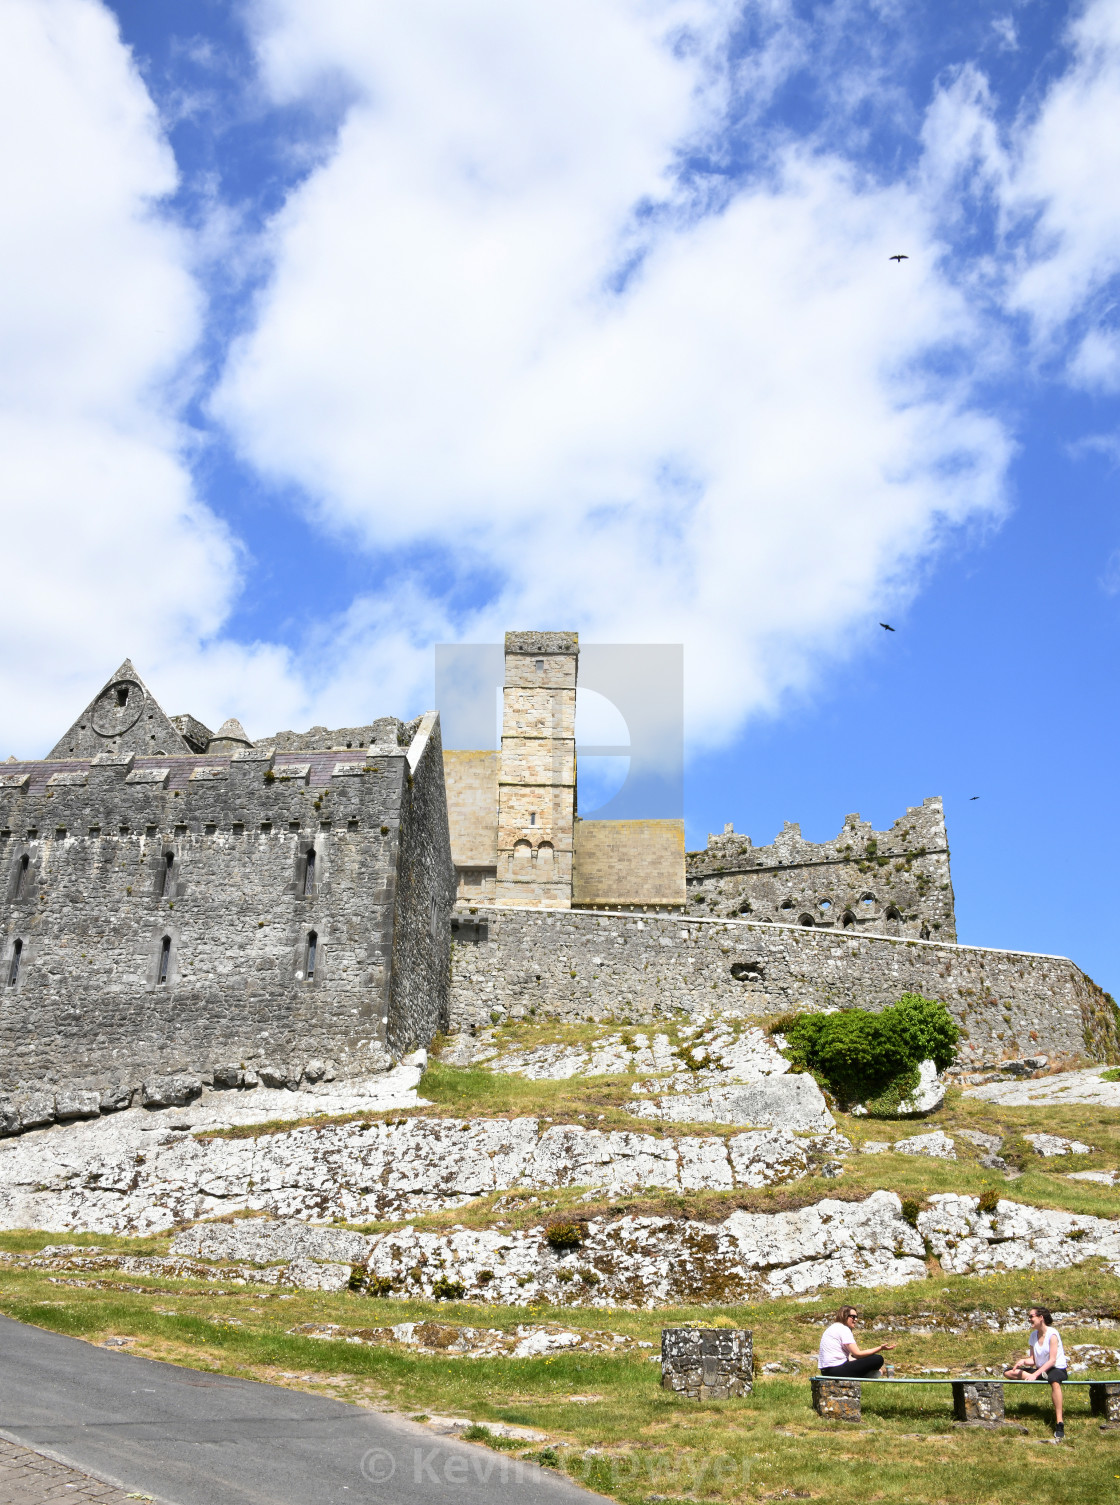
[894,1130,955,1159]
[631,1075,833,1133]
[1026,1133,1094,1157]
[141,1075,202,1108]
[173,1219,373,1265]
[98,1084,133,1113]
[212,1065,243,1090]
[16,1093,55,1130]
[54,1090,101,1121]
[0,1109,846,1235]
[918,1194,1120,1277]
[895,1060,946,1116]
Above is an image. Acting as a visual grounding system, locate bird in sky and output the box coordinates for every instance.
[889,254,909,262]
[970,796,979,801]
[879,622,895,631]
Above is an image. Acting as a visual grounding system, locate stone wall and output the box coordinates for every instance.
[686,797,956,942]
[443,750,498,902]
[573,819,686,908]
[386,713,458,1052]
[0,724,453,1094]
[449,906,1120,1065]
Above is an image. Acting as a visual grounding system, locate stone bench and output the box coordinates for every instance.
[812,1376,1120,1425]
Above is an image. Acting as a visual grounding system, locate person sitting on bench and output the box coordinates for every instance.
[818,1306,897,1377]
[1004,1306,1067,1440]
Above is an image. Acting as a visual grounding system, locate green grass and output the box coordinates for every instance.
[3,1256,1120,1503]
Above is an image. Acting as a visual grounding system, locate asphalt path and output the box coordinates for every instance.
[0,1315,605,1505]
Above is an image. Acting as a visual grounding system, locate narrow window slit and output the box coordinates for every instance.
[8,939,21,986]
[304,848,316,895]
[157,936,171,984]
[14,854,28,896]
[306,931,318,980]
[159,853,174,898]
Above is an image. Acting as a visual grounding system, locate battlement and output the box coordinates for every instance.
[686,796,955,941]
[504,631,579,657]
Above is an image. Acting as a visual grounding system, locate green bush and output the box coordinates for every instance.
[784,993,958,1106]
[545,1220,585,1249]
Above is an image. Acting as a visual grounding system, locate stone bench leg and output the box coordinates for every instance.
[1091,1383,1120,1422]
[811,1378,861,1421]
[952,1381,1005,1423]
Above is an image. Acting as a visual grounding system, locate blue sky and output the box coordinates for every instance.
[0,0,1118,991]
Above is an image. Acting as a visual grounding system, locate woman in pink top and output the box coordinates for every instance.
[818,1305,897,1377]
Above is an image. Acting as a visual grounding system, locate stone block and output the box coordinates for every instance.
[53,1089,101,1120]
[811,1377,861,1421]
[661,1327,752,1400]
[141,1075,202,1108]
[212,1064,243,1090]
[952,1381,1004,1423]
[99,1083,134,1113]
[1091,1382,1120,1423]
[15,1092,55,1129]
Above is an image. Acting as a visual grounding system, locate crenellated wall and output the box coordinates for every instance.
[685,797,956,941]
[449,905,1119,1065]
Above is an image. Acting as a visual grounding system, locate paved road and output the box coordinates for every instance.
[0,1316,602,1505]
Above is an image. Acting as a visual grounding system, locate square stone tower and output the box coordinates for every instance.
[495,631,578,908]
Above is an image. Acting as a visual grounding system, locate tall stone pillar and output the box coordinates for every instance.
[495,631,578,908]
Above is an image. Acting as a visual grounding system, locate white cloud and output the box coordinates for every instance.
[1003,0,1120,338]
[216,0,1012,746]
[0,0,257,754]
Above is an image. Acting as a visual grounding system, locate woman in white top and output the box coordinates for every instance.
[1004,1306,1067,1439]
[818,1305,897,1378]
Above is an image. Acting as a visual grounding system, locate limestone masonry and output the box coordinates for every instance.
[0,661,454,1104]
[0,632,1115,1126]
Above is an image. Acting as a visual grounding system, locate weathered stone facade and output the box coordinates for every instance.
[661,1328,753,1399]
[686,798,955,941]
[449,906,1119,1064]
[0,665,454,1101]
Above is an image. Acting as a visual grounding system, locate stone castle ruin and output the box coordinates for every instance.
[0,660,454,1110]
[0,636,1115,1127]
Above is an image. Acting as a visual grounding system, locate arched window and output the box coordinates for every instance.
[306,931,318,980]
[14,854,28,897]
[841,910,856,928]
[159,852,174,898]
[799,913,815,927]
[512,839,533,877]
[860,893,875,907]
[7,939,22,986]
[885,905,901,921]
[920,923,931,940]
[157,936,171,984]
[779,898,794,910]
[304,848,316,895]
[536,842,555,879]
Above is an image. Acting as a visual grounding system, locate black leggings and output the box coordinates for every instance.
[820,1355,884,1378]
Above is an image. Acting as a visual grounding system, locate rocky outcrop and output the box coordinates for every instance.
[170,1190,928,1306]
[630,1076,834,1133]
[918,1195,1120,1277]
[0,1112,849,1235]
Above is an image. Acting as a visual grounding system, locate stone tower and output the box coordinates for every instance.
[495,631,578,908]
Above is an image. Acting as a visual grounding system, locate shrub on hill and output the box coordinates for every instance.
[784,993,958,1109]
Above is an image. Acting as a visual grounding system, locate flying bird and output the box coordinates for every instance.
[879,622,895,631]
[889,254,909,262]
[970,796,979,800]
